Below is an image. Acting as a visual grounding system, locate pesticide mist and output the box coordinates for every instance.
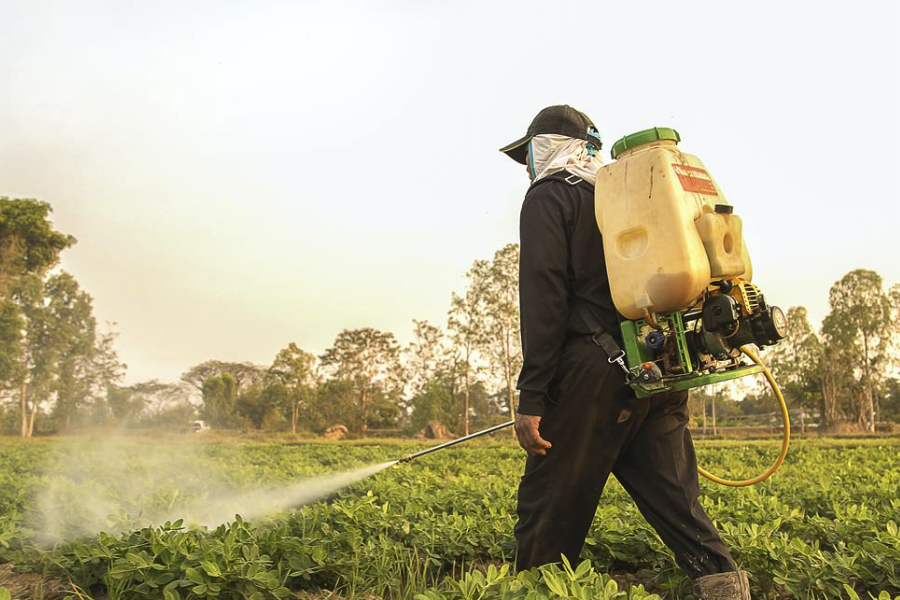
[32,436,397,543]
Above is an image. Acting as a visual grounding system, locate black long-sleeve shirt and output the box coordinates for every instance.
[516,170,618,416]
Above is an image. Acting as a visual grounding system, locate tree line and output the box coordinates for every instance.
[0,197,522,436]
[109,241,524,436]
[2,196,899,437]
[762,270,900,432]
[1,198,121,437]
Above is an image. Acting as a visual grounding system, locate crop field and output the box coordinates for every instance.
[0,436,899,600]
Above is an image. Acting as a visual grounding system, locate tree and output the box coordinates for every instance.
[312,379,361,432]
[268,343,317,434]
[479,243,522,420]
[691,387,713,434]
[92,330,127,400]
[181,360,266,399]
[882,378,900,423]
[0,199,76,437]
[107,380,185,424]
[448,260,490,435]
[201,373,238,427]
[404,320,459,431]
[890,283,900,371]
[690,386,725,435]
[0,300,24,395]
[106,384,148,423]
[469,382,505,428]
[766,307,824,432]
[821,270,894,431]
[235,382,286,430]
[2,272,123,436]
[10,274,59,437]
[408,379,456,432]
[0,198,74,299]
[320,328,404,431]
[45,273,105,429]
[819,342,854,428]
[405,320,455,398]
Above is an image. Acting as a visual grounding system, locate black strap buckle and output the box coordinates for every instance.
[575,299,633,380]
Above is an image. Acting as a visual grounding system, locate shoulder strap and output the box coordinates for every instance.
[528,170,591,192]
[571,298,632,377]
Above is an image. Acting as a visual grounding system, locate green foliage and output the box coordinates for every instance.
[0,438,898,599]
[0,300,23,390]
[406,320,459,432]
[233,383,276,430]
[46,273,104,428]
[0,199,125,436]
[0,197,75,298]
[767,307,824,413]
[103,380,195,429]
[882,380,900,424]
[202,373,238,427]
[1,271,121,436]
[479,243,522,420]
[181,361,265,395]
[320,328,404,431]
[448,259,491,436]
[298,379,350,432]
[416,558,661,600]
[268,343,317,433]
[822,270,896,430]
[409,380,457,432]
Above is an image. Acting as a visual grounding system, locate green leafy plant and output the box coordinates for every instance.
[0,438,898,599]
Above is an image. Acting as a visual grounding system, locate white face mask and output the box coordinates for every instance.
[527,134,605,185]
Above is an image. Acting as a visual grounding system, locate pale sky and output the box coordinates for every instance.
[1,0,898,384]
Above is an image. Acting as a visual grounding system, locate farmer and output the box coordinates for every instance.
[500,105,751,600]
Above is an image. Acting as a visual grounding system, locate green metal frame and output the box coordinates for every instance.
[620,319,653,365]
[670,311,693,374]
[620,312,765,398]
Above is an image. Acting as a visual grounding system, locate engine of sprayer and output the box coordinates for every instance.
[594,127,787,397]
[691,280,786,362]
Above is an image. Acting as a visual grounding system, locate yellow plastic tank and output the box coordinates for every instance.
[594,128,752,320]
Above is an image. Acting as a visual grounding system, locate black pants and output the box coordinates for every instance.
[514,337,736,579]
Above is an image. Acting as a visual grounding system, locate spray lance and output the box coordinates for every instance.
[401,128,792,487]
[399,420,516,463]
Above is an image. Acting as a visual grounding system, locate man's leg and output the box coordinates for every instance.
[514,341,648,571]
[612,390,737,579]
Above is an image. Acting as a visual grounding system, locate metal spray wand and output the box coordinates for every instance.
[398,419,515,463]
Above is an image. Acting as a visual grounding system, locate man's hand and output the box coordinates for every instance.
[515,414,552,456]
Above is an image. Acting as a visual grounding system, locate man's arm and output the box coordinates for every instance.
[517,183,572,418]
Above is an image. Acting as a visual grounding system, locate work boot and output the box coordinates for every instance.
[693,570,752,600]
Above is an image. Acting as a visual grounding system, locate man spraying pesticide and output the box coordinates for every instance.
[402,106,790,600]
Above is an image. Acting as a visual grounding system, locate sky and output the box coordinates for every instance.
[1,0,898,384]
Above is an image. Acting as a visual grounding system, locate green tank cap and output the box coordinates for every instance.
[611,127,682,160]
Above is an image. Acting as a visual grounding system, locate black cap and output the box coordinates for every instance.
[499,105,600,164]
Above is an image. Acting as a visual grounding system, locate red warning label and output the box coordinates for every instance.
[671,164,718,196]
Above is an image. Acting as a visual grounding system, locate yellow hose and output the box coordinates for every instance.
[697,345,791,487]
